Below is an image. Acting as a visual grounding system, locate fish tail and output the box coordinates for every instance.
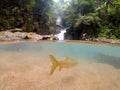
[49,55,58,75]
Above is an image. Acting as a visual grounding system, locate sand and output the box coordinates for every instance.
[0,51,120,90]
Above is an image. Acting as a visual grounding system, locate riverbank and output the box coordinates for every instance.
[0,30,57,41]
[0,31,120,47]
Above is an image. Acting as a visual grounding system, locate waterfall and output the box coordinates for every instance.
[55,29,66,40]
[55,16,66,40]
[56,16,61,25]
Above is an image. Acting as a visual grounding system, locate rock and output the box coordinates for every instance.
[0,31,26,40]
[26,32,43,40]
[92,38,120,44]
[9,28,23,32]
[0,31,43,40]
[42,35,58,40]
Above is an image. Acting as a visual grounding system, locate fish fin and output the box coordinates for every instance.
[59,66,62,71]
[49,55,58,65]
[49,55,58,75]
[50,65,56,75]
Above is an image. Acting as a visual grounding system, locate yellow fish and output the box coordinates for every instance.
[49,55,78,75]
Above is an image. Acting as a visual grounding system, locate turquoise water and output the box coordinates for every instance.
[0,42,120,69]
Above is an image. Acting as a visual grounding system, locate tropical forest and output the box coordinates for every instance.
[0,0,120,42]
[0,1,120,90]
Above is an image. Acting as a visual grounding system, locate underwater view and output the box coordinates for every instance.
[0,41,120,90]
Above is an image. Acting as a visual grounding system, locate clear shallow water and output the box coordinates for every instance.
[0,42,120,68]
[0,42,120,90]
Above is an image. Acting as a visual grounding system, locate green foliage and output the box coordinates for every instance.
[26,0,36,10]
[64,0,120,39]
[75,13,101,28]
[0,0,55,34]
[31,0,55,34]
[98,26,111,38]
[98,26,120,39]
[0,0,120,38]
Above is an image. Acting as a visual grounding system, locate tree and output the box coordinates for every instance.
[0,0,56,34]
[64,0,120,39]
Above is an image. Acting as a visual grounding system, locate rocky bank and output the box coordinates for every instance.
[0,29,57,41]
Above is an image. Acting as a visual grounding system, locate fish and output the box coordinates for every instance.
[49,55,78,75]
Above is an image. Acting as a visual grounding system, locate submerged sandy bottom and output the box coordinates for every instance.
[0,52,120,90]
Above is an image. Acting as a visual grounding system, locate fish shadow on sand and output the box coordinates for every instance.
[95,53,120,69]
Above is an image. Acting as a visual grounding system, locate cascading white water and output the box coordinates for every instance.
[55,29,66,40]
[55,16,66,40]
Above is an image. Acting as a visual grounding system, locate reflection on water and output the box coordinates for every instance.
[0,42,120,90]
